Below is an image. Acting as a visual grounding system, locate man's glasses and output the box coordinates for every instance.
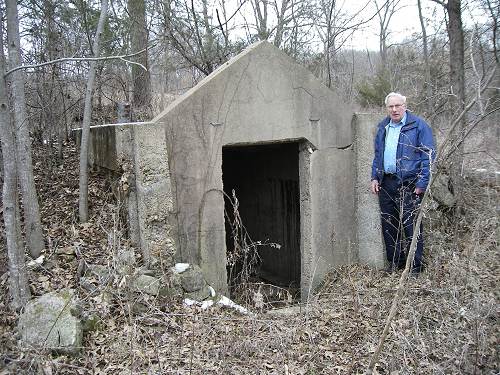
[387,104,404,109]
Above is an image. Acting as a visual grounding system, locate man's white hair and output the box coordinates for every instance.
[384,92,407,105]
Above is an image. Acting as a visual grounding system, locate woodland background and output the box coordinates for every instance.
[0,0,498,374]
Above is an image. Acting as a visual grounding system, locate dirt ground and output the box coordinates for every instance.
[0,141,498,374]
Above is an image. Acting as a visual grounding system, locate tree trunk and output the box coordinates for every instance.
[447,0,466,202]
[78,0,109,223]
[324,0,335,88]
[128,0,151,109]
[273,0,289,48]
[253,0,269,41]
[0,8,30,310]
[6,0,44,258]
[417,0,432,114]
[375,0,400,72]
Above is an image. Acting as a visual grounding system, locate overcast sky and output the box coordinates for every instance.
[330,0,489,50]
[224,0,489,52]
[346,0,442,49]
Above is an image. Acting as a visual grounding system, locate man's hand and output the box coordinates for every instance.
[415,187,425,195]
[370,180,380,194]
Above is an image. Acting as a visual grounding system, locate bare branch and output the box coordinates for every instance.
[430,0,446,6]
[469,29,484,115]
[4,48,150,77]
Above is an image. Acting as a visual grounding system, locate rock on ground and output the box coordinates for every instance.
[17,289,82,354]
[132,274,160,295]
[180,265,206,292]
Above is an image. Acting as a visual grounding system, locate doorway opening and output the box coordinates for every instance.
[222,142,301,302]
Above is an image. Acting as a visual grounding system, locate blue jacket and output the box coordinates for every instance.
[371,111,435,190]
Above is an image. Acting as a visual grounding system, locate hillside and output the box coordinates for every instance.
[0,141,498,374]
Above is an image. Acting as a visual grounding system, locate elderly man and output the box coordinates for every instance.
[371,92,435,273]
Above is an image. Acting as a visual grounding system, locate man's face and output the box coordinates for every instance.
[386,96,406,123]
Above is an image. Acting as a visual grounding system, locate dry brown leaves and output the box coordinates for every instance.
[0,143,498,374]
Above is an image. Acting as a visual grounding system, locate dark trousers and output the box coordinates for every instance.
[379,175,424,272]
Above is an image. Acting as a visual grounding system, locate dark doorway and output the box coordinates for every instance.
[222,142,301,291]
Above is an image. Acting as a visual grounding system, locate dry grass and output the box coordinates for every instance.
[0,144,498,374]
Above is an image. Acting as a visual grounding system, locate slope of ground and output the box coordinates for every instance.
[0,141,498,374]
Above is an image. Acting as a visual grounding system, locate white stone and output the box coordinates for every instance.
[174,263,190,273]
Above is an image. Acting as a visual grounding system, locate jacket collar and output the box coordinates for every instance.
[380,110,417,129]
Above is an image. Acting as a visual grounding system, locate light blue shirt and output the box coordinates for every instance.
[383,112,407,173]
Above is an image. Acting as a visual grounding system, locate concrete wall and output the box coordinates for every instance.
[86,43,387,297]
[310,147,357,288]
[89,126,118,171]
[155,41,355,295]
[353,113,385,268]
[131,125,175,266]
[298,143,313,300]
[87,123,176,268]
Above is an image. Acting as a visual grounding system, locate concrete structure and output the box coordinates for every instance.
[88,106,176,268]
[353,113,385,268]
[89,41,385,299]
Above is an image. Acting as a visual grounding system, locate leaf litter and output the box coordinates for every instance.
[0,141,498,374]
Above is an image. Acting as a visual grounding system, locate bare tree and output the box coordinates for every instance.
[128,0,151,110]
[164,0,232,76]
[480,0,499,62]
[272,0,290,48]
[246,0,314,52]
[79,0,109,223]
[418,0,433,114]
[431,0,466,203]
[316,0,372,88]
[374,0,402,70]
[479,0,499,112]
[37,0,66,161]
[0,7,31,310]
[251,0,269,40]
[6,0,44,258]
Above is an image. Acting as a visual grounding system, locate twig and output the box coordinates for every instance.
[366,182,431,374]
[4,48,150,77]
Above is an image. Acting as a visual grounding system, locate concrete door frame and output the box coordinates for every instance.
[222,138,314,301]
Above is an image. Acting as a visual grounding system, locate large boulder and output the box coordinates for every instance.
[18,289,83,354]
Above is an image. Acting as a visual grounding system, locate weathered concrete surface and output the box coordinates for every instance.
[89,126,118,171]
[131,124,175,266]
[353,113,385,269]
[298,143,313,300]
[154,41,354,296]
[310,147,357,288]
[18,289,82,354]
[88,122,176,268]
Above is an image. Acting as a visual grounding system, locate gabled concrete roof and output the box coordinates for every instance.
[155,41,353,150]
[153,41,269,121]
